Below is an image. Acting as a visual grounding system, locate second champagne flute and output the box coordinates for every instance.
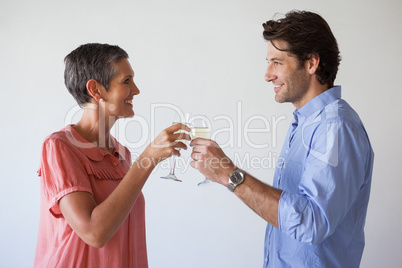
[160,113,191,182]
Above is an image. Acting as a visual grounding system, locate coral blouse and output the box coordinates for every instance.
[34,125,148,268]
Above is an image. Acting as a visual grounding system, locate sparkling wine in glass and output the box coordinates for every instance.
[191,119,212,186]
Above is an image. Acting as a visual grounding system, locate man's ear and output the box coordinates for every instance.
[86,79,102,101]
[307,54,320,75]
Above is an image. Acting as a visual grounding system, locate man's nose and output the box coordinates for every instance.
[265,64,275,82]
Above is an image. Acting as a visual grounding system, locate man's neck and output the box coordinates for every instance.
[293,83,329,110]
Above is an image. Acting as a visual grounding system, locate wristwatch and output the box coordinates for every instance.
[227,169,245,192]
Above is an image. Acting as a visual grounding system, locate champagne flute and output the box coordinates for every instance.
[160,113,191,182]
[191,118,212,186]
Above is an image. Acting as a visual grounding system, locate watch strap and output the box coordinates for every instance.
[227,181,237,192]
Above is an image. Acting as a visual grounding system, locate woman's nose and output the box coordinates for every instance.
[132,82,140,95]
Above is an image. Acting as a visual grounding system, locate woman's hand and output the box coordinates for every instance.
[142,123,192,165]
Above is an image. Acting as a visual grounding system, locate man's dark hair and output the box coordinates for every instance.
[64,43,129,107]
[263,10,341,88]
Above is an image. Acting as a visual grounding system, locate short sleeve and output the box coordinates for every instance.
[38,138,93,218]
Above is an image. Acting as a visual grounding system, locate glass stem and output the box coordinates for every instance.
[170,155,177,175]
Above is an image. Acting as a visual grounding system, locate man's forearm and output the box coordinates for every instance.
[233,173,282,229]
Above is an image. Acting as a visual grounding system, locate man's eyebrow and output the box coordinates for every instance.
[266,57,282,62]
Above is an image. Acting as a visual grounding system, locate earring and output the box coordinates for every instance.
[99,98,104,103]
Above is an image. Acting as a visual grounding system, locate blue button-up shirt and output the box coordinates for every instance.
[264,86,374,268]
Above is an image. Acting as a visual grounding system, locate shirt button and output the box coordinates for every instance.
[52,198,56,203]
[113,161,118,166]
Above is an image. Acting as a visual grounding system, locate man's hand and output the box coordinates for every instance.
[190,138,236,186]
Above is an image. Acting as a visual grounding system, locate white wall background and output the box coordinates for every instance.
[1,0,401,267]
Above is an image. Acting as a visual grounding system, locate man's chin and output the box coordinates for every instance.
[274,95,286,103]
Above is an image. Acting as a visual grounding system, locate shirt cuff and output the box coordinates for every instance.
[279,191,311,242]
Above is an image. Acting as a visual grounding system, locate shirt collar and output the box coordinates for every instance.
[65,124,127,162]
[294,86,341,125]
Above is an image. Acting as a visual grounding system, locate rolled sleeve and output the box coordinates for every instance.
[279,191,309,240]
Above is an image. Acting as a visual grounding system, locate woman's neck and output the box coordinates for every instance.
[73,104,117,153]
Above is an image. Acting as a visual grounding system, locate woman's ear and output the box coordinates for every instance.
[86,79,102,101]
[307,54,320,75]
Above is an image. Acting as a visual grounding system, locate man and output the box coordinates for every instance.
[190,10,374,268]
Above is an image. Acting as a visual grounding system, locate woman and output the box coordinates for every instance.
[34,43,190,267]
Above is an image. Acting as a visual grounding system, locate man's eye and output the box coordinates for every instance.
[124,79,129,84]
[267,61,280,66]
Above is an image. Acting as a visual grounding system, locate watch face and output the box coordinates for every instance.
[231,171,243,184]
